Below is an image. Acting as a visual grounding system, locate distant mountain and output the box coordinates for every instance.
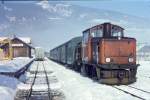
[138,45,150,53]
[0,2,150,51]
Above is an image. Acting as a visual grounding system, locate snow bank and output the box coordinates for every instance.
[0,57,33,72]
[0,57,33,100]
[0,75,21,100]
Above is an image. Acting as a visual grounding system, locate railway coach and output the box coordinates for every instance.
[50,22,139,85]
[35,47,45,61]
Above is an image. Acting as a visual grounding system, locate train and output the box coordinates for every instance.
[50,22,139,85]
[35,47,45,61]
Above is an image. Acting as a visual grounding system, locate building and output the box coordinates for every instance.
[0,37,34,59]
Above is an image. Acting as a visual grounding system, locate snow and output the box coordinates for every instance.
[0,57,33,100]
[18,37,31,44]
[16,83,31,90]
[0,37,8,41]
[0,75,21,100]
[0,57,33,72]
[0,37,31,44]
[32,84,48,91]
[0,57,149,100]
[128,61,150,93]
[46,59,142,100]
[21,60,62,95]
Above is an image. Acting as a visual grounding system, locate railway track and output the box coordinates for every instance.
[15,60,64,100]
[42,61,52,100]
[127,86,150,94]
[26,61,52,100]
[26,61,39,100]
[112,85,150,100]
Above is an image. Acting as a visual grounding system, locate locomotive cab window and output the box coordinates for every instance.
[111,26,124,38]
[90,26,103,37]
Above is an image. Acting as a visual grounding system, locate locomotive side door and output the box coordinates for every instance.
[92,41,99,64]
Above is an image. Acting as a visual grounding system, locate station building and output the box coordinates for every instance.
[0,36,34,60]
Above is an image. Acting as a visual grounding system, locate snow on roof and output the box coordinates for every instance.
[0,37,8,42]
[17,37,31,44]
[0,36,31,44]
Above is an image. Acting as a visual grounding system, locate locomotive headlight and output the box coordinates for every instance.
[129,58,134,62]
[106,58,111,62]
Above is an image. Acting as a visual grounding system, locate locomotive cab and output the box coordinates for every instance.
[82,22,138,85]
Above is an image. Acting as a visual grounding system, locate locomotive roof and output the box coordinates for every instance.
[83,22,124,32]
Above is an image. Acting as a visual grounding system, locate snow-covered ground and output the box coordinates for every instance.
[0,57,33,100]
[127,61,150,94]
[0,75,22,100]
[46,58,150,100]
[0,58,149,100]
[0,57,33,72]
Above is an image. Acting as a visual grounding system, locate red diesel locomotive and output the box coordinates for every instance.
[50,22,139,85]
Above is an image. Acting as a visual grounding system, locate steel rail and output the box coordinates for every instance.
[112,86,146,100]
[127,86,150,94]
[26,61,39,100]
[42,61,52,100]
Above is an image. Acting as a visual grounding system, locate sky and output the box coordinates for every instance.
[68,0,150,19]
[0,0,150,51]
[2,0,150,19]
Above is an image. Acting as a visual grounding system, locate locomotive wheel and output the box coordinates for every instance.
[81,64,87,76]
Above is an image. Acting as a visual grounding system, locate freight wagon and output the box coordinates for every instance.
[50,37,82,68]
[50,22,139,85]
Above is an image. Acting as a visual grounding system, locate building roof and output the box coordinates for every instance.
[12,37,34,49]
[0,37,8,42]
[18,37,31,44]
[0,37,31,44]
[0,37,34,49]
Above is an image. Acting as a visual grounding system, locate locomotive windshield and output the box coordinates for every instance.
[90,26,103,38]
[111,26,124,37]
[91,29,103,37]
